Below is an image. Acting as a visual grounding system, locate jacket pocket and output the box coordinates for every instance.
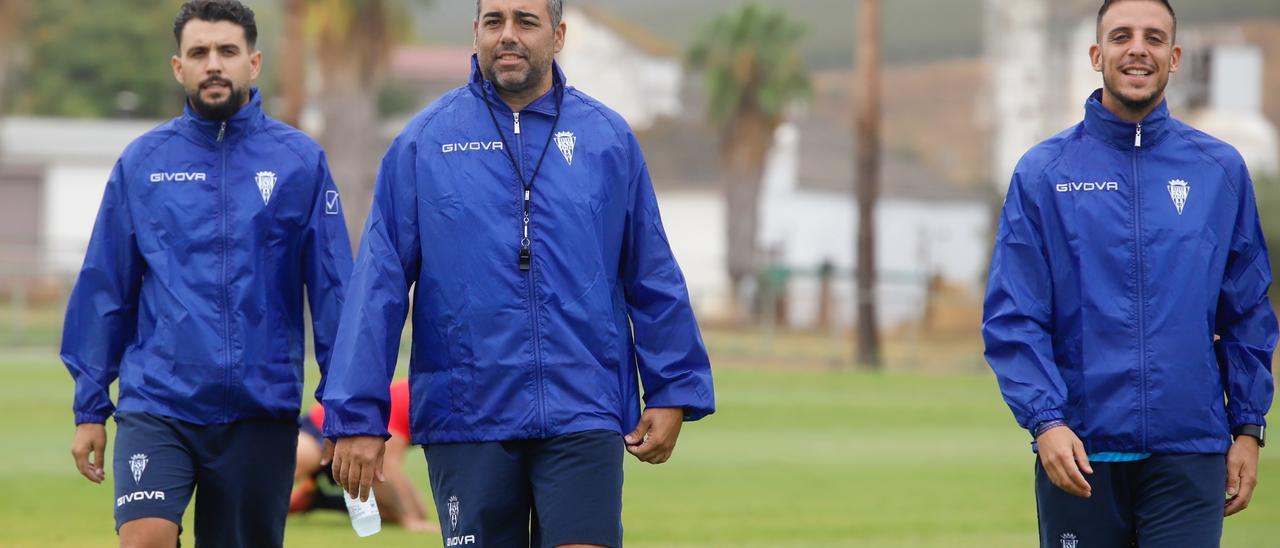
[447,319,476,415]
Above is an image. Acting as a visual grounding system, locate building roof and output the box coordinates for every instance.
[570,5,680,59]
[637,111,988,203]
[793,114,988,202]
[389,45,476,84]
[0,117,161,164]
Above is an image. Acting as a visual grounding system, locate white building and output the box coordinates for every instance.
[0,117,157,278]
[1184,45,1280,174]
[755,124,990,330]
[985,0,1280,188]
[556,6,683,131]
[651,117,992,330]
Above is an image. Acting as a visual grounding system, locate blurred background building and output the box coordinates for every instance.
[986,0,1280,189]
[2,0,1279,356]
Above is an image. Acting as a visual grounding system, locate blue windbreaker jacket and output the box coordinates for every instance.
[983,90,1276,454]
[321,58,715,444]
[62,89,353,425]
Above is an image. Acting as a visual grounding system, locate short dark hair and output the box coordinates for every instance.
[173,0,259,49]
[1097,0,1177,41]
[475,0,564,27]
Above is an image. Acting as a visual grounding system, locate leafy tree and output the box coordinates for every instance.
[10,0,183,118]
[0,0,30,116]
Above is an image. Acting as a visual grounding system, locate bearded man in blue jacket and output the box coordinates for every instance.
[983,1,1275,546]
[61,1,353,546]
[321,1,715,546]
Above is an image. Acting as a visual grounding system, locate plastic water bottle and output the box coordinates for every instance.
[343,489,382,537]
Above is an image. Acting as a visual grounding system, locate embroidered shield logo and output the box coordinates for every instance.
[554,131,576,166]
[129,453,148,484]
[1167,179,1190,215]
[255,171,277,205]
[447,495,460,530]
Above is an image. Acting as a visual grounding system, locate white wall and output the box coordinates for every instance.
[557,9,682,131]
[659,123,992,329]
[986,0,1051,193]
[653,189,732,319]
[1193,45,1280,175]
[43,163,114,274]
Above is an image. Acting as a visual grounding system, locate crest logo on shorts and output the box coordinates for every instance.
[448,495,460,531]
[255,171,278,205]
[1060,532,1079,548]
[1167,179,1190,215]
[554,131,576,166]
[129,453,148,484]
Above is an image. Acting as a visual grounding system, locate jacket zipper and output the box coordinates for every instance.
[515,112,547,437]
[218,121,233,421]
[1133,122,1148,451]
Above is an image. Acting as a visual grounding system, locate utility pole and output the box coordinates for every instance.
[854,0,882,369]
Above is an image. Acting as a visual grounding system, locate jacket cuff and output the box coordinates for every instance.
[74,412,110,425]
[321,404,391,441]
[643,385,715,422]
[1022,408,1065,434]
[1230,412,1267,432]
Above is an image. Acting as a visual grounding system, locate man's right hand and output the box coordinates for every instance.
[71,423,107,484]
[331,436,386,502]
[1037,425,1093,498]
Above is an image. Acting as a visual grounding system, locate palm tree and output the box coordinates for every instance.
[687,3,810,322]
[302,0,408,246]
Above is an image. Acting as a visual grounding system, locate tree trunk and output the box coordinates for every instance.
[0,36,10,129]
[317,79,378,250]
[720,109,777,325]
[854,0,882,369]
[314,1,390,249]
[278,0,306,128]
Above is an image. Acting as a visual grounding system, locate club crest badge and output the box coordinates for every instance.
[1167,179,1190,215]
[255,171,277,205]
[448,495,460,531]
[1060,533,1079,548]
[554,131,576,166]
[129,453,148,484]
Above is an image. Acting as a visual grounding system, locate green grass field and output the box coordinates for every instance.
[2,345,1278,547]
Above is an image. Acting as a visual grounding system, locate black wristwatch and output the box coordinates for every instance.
[1234,424,1266,448]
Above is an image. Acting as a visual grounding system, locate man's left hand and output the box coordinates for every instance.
[624,407,684,464]
[331,436,386,502]
[1225,435,1260,517]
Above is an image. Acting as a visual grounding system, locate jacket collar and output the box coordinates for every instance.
[467,54,565,116]
[1082,88,1171,150]
[181,87,266,145]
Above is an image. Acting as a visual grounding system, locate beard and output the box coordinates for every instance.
[480,44,550,96]
[1102,63,1167,115]
[187,77,247,121]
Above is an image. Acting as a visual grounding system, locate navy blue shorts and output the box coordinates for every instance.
[1035,454,1226,548]
[426,429,624,547]
[112,412,298,547]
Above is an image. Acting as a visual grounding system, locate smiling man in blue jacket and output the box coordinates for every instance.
[61,1,353,546]
[320,1,715,546]
[983,1,1275,546]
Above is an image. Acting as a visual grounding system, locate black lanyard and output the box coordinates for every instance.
[484,93,562,271]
